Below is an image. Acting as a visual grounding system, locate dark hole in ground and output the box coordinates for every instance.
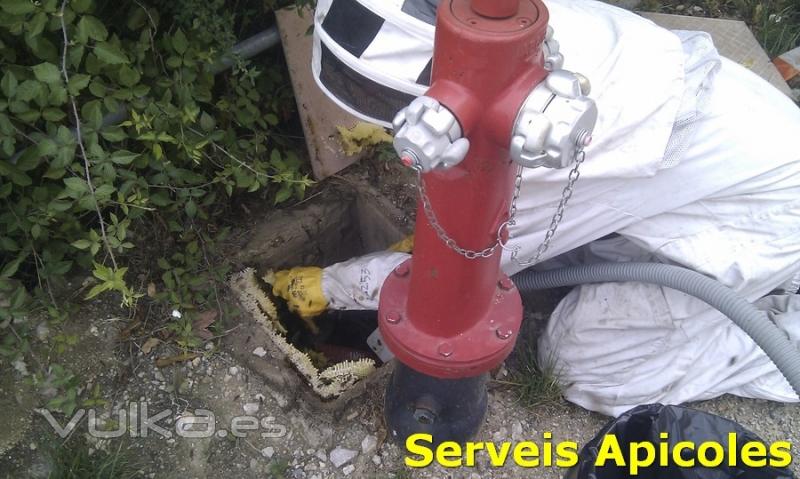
[276,295,381,368]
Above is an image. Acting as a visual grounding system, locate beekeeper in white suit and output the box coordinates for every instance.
[271,0,800,416]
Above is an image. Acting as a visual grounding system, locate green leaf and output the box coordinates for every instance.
[56,125,73,143]
[16,109,39,124]
[68,44,85,69]
[37,138,57,157]
[81,99,102,129]
[48,199,71,211]
[172,29,188,55]
[103,96,118,114]
[0,114,11,135]
[64,177,89,196]
[15,147,40,171]
[94,184,114,198]
[25,11,47,37]
[71,0,91,13]
[165,56,182,69]
[270,149,281,166]
[71,239,93,250]
[9,283,28,309]
[16,80,42,102]
[77,15,108,42]
[185,200,196,218]
[1,251,28,279]
[88,79,106,97]
[1,139,14,158]
[42,107,66,121]
[67,73,91,96]
[48,84,67,105]
[0,236,19,251]
[199,112,215,132]
[78,194,97,211]
[85,282,113,300]
[117,65,140,87]
[26,36,58,62]
[42,167,66,179]
[32,62,62,84]
[0,160,32,186]
[94,42,129,65]
[100,126,127,142]
[1,71,17,98]
[274,185,292,205]
[1,0,36,15]
[110,150,139,165]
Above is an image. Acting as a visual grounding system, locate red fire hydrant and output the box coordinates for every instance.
[379,0,596,443]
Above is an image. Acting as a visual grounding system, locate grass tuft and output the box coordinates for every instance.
[500,340,564,409]
[267,458,291,479]
[47,440,141,479]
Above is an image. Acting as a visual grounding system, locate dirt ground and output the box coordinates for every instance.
[2,290,799,479]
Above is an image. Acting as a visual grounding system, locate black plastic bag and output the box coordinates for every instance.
[567,404,794,479]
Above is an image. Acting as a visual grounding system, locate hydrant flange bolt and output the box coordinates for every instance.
[498,278,515,291]
[386,312,403,324]
[394,263,410,277]
[496,328,514,340]
[437,342,454,358]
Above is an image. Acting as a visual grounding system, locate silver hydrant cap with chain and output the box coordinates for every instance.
[392,96,470,173]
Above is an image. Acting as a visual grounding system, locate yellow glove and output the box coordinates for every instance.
[271,267,328,320]
[388,234,414,253]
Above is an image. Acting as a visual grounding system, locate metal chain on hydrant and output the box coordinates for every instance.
[508,149,585,266]
[417,169,501,259]
[415,149,586,262]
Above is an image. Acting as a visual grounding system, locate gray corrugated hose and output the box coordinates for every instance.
[512,262,800,398]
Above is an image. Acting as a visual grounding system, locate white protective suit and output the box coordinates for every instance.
[313,0,800,416]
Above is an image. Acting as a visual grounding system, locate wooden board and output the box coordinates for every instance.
[276,8,367,180]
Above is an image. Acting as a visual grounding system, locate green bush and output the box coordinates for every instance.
[0,0,313,357]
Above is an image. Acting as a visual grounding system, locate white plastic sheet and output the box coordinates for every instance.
[315,0,800,415]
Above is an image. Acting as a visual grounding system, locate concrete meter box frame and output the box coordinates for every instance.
[315,0,597,444]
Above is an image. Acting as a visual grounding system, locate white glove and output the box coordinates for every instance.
[322,252,410,311]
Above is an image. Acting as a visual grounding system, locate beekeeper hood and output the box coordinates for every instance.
[312,0,687,181]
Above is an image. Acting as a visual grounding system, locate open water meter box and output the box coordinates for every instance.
[226,180,411,418]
